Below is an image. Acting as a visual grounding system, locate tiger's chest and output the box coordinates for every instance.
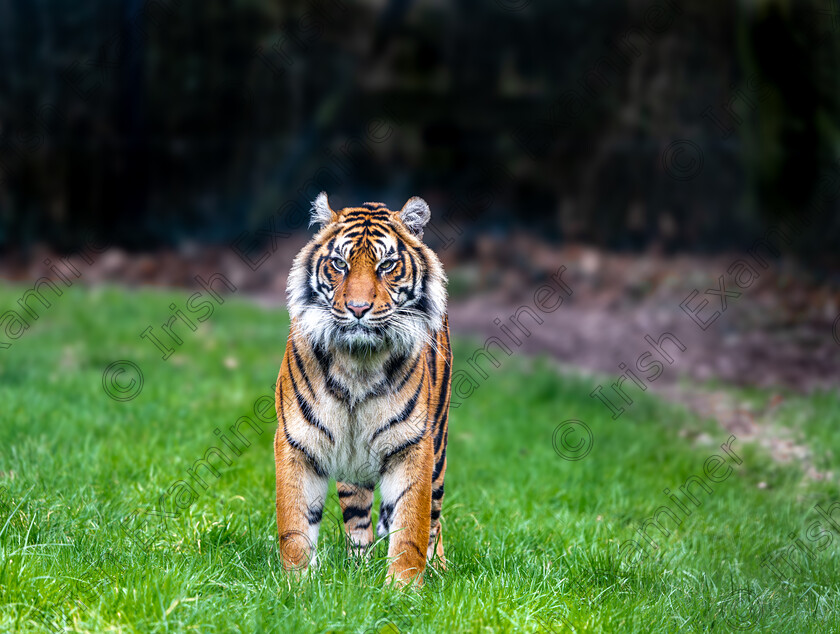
[300,356,429,485]
[309,398,380,484]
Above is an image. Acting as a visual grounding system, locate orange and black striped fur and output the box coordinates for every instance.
[274,193,451,586]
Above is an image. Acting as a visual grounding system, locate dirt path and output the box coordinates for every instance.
[448,295,840,394]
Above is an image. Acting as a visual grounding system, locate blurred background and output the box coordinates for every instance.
[1,0,839,395]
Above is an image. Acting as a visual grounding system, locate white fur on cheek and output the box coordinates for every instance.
[286,245,314,318]
[297,307,332,348]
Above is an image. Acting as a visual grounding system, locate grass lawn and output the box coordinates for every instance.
[1,284,839,633]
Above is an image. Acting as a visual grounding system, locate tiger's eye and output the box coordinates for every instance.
[379,260,397,273]
[332,258,347,271]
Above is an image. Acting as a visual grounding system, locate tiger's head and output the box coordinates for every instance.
[287,193,447,355]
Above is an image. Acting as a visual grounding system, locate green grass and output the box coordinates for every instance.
[1,284,839,632]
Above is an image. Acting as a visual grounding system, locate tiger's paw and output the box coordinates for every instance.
[386,566,425,590]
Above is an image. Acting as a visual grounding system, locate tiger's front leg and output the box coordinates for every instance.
[378,436,434,586]
[337,481,375,554]
[274,429,329,572]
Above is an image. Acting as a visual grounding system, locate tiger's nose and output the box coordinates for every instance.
[347,301,372,319]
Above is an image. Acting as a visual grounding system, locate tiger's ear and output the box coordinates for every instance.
[309,192,337,228]
[398,196,431,239]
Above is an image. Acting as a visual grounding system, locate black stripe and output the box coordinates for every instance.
[436,429,448,463]
[378,506,392,532]
[291,340,316,397]
[433,413,448,454]
[337,489,355,498]
[426,347,438,386]
[327,376,352,401]
[378,484,412,532]
[312,344,351,401]
[368,351,420,397]
[307,505,324,525]
[432,365,451,454]
[355,520,371,530]
[433,356,452,424]
[304,245,319,304]
[288,367,335,444]
[351,209,388,216]
[395,354,422,392]
[282,423,328,478]
[370,369,425,442]
[405,251,420,290]
[432,485,445,500]
[311,342,332,380]
[431,447,446,481]
[380,426,426,474]
[392,247,408,282]
[415,293,431,316]
[430,508,441,521]
[342,505,372,522]
[279,376,327,477]
[315,253,334,298]
[384,352,408,383]
[340,483,373,497]
[413,248,431,316]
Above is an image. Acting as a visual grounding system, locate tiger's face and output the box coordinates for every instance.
[287,193,447,355]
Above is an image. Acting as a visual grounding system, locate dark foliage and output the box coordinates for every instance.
[0,0,837,262]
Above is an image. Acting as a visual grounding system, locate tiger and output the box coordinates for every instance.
[274,192,452,586]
